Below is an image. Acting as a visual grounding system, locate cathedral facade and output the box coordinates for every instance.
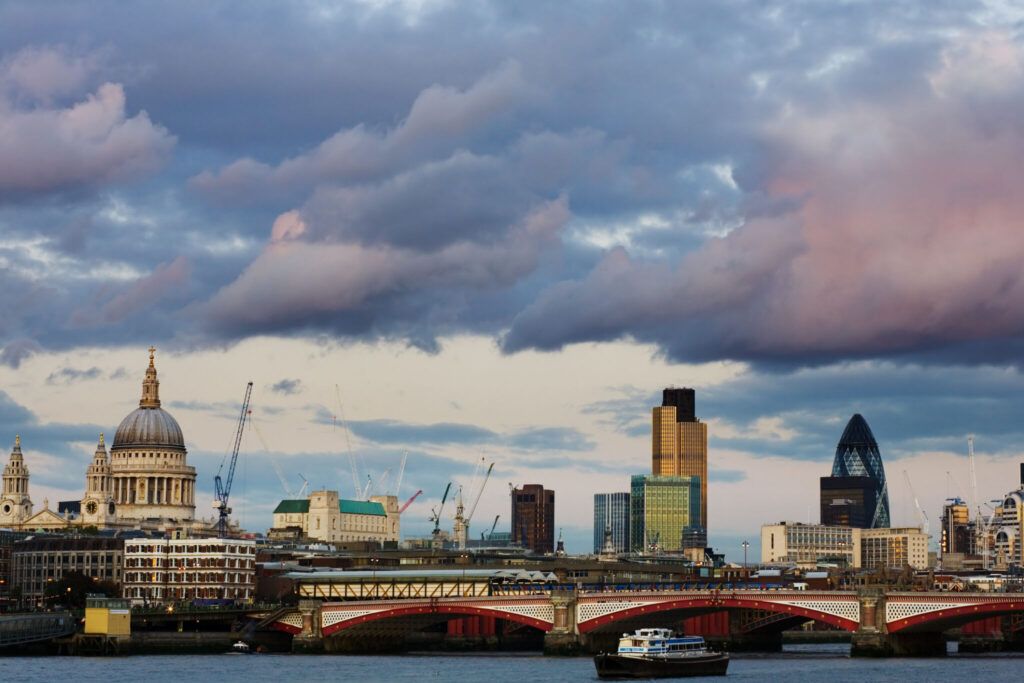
[0,348,201,533]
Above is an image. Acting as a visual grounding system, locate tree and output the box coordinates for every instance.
[44,571,119,610]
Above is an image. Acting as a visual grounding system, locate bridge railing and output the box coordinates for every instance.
[0,612,76,647]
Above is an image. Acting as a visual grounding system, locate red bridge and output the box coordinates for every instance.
[263,588,1024,656]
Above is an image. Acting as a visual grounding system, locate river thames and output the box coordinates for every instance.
[6,646,1024,683]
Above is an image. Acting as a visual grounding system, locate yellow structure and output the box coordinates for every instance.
[652,390,708,532]
[84,596,131,636]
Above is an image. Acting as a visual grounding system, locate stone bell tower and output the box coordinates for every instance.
[81,433,117,526]
[0,435,33,526]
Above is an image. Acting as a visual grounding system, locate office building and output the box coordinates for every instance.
[511,485,555,554]
[269,490,400,545]
[827,414,890,528]
[761,522,860,568]
[11,535,124,608]
[861,527,929,570]
[122,537,255,605]
[651,388,707,537]
[820,476,877,528]
[941,497,974,557]
[630,475,701,553]
[593,492,630,554]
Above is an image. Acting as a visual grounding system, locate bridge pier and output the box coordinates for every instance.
[290,600,325,654]
[543,590,582,655]
[850,590,945,657]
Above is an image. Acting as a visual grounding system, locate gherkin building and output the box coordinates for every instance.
[831,414,890,528]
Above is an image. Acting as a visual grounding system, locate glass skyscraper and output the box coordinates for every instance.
[629,474,701,553]
[829,414,890,528]
[593,492,630,553]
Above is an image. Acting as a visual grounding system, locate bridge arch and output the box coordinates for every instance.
[578,596,859,634]
[889,600,1024,633]
[321,603,553,637]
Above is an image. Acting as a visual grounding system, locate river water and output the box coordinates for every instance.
[6,645,1024,682]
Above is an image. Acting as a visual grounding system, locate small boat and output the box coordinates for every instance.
[231,640,251,654]
[594,628,729,679]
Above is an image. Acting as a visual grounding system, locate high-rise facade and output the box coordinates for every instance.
[940,498,973,557]
[593,492,630,553]
[651,388,707,536]
[820,476,877,528]
[511,484,555,554]
[629,475,700,553]
[826,414,890,528]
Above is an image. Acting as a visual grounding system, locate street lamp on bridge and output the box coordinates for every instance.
[742,540,750,569]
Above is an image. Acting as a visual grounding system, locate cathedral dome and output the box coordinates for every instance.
[113,406,185,449]
[111,347,186,450]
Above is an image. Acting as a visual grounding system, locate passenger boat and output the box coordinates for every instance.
[594,628,729,679]
[230,640,251,654]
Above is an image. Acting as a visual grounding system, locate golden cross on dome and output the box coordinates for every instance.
[14,434,20,448]
[148,346,156,365]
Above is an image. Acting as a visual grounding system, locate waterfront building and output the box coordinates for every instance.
[11,535,124,608]
[593,492,630,554]
[269,490,400,545]
[819,476,876,528]
[511,484,555,554]
[0,349,218,535]
[0,529,29,609]
[940,497,974,557]
[122,537,255,605]
[760,522,859,568]
[652,388,708,540]
[860,527,929,570]
[826,414,890,528]
[630,475,701,553]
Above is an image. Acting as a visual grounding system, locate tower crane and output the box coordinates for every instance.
[481,514,500,542]
[249,416,295,498]
[902,470,930,536]
[335,385,364,500]
[394,451,408,496]
[213,381,253,537]
[399,490,423,514]
[430,483,452,537]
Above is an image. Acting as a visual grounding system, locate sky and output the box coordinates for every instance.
[3,0,1024,559]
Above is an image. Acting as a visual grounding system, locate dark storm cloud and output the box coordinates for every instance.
[5,0,1024,373]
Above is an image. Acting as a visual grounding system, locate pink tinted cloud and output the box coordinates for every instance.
[200,196,569,333]
[505,30,1024,361]
[0,47,174,197]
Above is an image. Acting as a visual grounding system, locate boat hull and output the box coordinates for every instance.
[594,652,729,679]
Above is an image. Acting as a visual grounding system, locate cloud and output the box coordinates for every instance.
[45,366,103,385]
[199,196,569,343]
[0,338,41,368]
[503,28,1024,367]
[345,417,595,454]
[190,61,533,206]
[0,46,175,200]
[269,378,303,395]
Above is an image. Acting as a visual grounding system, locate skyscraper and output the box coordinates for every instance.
[820,476,877,528]
[629,475,701,553]
[651,388,707,536]
[940,497,973,556]
[511,484,555,554]
[593,492,630,553]
[827,414,890,528]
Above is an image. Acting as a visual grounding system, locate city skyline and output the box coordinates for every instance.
[5,2,1024,558]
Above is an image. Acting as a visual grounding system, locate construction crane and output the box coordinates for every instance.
[902,470,929,536]
[394,451,408,496]
[250,416,295,498]
[481,514,500,541]
[430,483,452,537]
[335,385,365,500]
[213,381,253,537]
[454,460,494,549]
[297,474,309,497]
[399,489,423,514]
